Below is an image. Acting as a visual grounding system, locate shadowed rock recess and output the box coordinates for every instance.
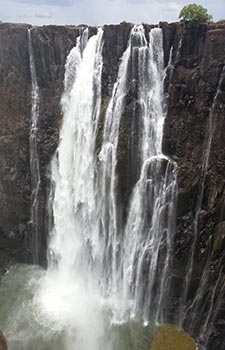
[0,21,225,348]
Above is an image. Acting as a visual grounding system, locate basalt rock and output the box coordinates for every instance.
[162,22,225,349]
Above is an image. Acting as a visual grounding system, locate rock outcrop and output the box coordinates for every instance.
[0,20,225,348]
[151,324,197,350]
[0,331,7,350]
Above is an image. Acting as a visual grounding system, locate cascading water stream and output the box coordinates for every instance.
[32,29,109,350]
[36,24,178,343]
[139,27,165,160]
[93,26,177,326]
[96,27,132,305]
[120,27,177,325]
[28,28,41,265]
[123,157,177,324]
[43,23,178,327]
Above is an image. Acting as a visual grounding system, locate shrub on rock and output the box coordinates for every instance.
[179,3,212,26]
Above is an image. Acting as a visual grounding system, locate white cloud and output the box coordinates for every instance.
[83,0,183,26]
[8,0,75,6]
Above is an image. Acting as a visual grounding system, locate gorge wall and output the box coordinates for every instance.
[0,21,225,348]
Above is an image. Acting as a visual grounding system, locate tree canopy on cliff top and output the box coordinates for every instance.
[179,3,213,25]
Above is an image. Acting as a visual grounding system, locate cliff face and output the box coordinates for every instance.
[0,21,225,347]
[0,24,31,270]
[162,22,225,348]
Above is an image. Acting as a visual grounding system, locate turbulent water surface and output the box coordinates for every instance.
[0,264,156,350]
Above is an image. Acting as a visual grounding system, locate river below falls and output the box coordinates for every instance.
[0,264,156,350]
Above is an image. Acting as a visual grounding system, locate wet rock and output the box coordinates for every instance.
[212,222,225,255]
[162,21,225,349]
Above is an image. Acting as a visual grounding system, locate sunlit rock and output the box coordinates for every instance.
[151,324,197,350]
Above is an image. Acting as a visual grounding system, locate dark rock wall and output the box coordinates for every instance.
[0,24,31,271]
[162,22,225,349]
[0,20,225,347]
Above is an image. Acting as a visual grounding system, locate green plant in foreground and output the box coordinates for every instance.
[179,3,212,26]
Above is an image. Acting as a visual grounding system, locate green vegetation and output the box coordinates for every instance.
[179,3,212,26]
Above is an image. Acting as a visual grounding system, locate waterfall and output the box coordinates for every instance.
[93,26,177,325]
[1,23,225,350]
[34,24,177,349]
[123,156,177,324]
[139,27,165,159]
[35,28,107,350]
[120,27,177,324]
[95,26,132,302]
[48,27,104,283]
[28,28,41,265]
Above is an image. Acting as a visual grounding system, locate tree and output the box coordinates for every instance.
[179,3,212,26]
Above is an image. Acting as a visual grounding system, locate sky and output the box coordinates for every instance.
[0,0,224,26]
